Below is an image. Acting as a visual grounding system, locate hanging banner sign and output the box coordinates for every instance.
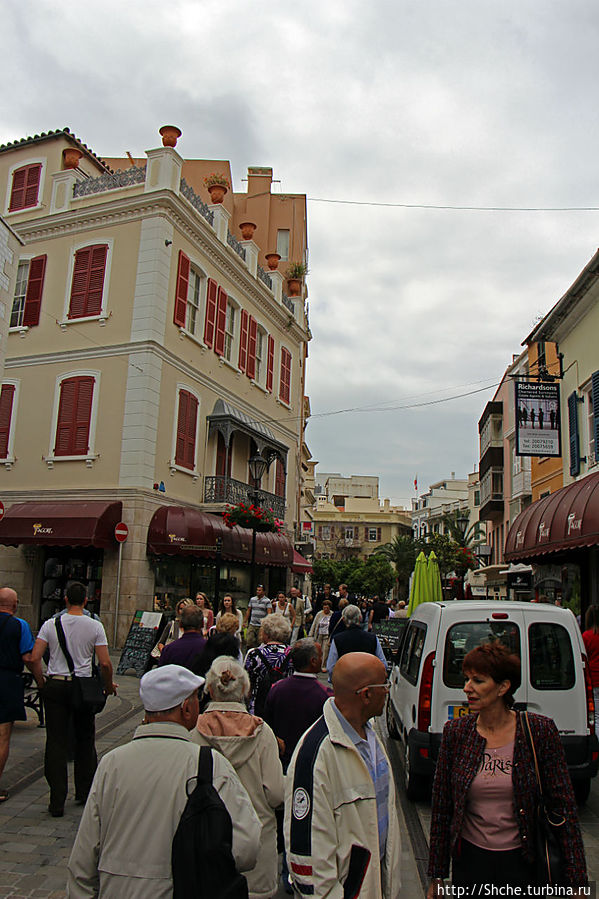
[515,381,561,457]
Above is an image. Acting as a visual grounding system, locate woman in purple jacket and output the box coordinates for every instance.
[427,642,587,896]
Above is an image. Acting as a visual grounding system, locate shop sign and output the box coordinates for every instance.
[515,381,561,457]
[168,533,186,544]
[567,513,582,536]
[33,522,53,536]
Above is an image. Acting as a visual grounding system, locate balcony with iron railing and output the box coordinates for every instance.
[204,475,286,520]
[479,467,504,521]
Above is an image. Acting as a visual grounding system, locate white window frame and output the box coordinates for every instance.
[582,379,597,470]
[223,299,237,363]
[60,238,114,327]
[185,264,207,339]
[170,383,201,479]
[45,370,101,468]
[9,258,33,330]
[0,379,20,467]
[368,527,378,542]
[276,229,290,261]
[5,157,46,216]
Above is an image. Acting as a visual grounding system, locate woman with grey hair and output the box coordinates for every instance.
[244,614,292,715]
[192,656,284,899]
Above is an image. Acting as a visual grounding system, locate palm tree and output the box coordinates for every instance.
[441,510,485,599]
[376,535,417,600]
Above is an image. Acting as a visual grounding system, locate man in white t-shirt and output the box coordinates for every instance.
[31,582,116,817]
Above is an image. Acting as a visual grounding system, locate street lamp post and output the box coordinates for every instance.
[248,453,268,598]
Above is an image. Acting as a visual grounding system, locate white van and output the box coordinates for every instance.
[386,600,599,803]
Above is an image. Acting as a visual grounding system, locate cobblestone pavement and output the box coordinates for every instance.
[0,660,423,898]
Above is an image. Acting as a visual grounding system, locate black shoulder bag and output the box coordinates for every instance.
[54,618,107,715]
[521,711,566,886]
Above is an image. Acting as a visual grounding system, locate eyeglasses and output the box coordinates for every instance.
[355,680,391,695]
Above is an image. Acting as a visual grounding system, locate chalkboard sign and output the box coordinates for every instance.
[117,610,165,678]
[374,617,408,661]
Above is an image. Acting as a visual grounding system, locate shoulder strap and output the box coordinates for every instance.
[55,617,76,675]
[198,745,213,785]
[254,646,274,672]
[521,711,543,798]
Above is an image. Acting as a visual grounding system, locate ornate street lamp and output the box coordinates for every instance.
[248,453,268,596]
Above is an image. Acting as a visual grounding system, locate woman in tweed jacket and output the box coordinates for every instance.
[427,642,587,896]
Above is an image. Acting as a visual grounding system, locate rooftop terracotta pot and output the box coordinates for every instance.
[265,253,281,271]
[159,125,182,148]
[207,184,227,204]
[287,277,302,297]
[239,222,257,240]
[62,147,83,169]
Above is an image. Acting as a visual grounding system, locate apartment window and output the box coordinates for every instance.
[255,327,265,382]
[279,347,292,405]
[223,301,236,362]
[586,371,599,468]
[474,489,480,506]
[174,389,199,471]
[0,384,16,459]
[276,229,290,261]
[243,314,258,379]
[68,245,108,319]
[213,287,230,359]
[266,335,275,392]
[345,527,355,540]
[54,376,95,456]
[367,527,381,542]
[274,458,286,499]
[9,164,42,212]
[10,256,46,328]
[321,525,331,541]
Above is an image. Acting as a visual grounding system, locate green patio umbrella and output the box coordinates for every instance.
[426,550,443,604]
[407,551,429,616]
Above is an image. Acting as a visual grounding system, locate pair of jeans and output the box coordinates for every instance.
[42,678,97,811]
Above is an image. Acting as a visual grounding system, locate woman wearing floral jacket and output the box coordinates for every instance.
[427,642,587,896]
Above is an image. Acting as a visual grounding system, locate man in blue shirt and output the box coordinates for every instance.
[0,587,43,802]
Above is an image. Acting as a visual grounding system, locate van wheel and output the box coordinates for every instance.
[386,698,400,739]
[404,744,427,801]
[573,778,591,804]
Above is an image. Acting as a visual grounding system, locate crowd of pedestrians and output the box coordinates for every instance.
[0,579,592,897]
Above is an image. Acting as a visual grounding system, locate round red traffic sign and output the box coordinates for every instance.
[0,501,4,521]
[115,522,129,543]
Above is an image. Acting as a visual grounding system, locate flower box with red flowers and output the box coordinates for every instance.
[222,502,283,534]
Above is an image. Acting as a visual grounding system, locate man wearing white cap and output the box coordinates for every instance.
[67,665,260,898]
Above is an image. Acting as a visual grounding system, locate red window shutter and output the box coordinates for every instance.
[365,526,369,540]
[55,376,94,456]
[377,527,382,541]
[266,335,275,392]
[214,288,228,356]
[174,251,190,327]
[9,164,41,211]
[280,347,292,404]
[204,278,218,347]
[175,390,198,470]
[246,316,257,380]
[275,459,286,498]
[0,385,15,459]
[318,526,322,538]
[238,310,249,372]
[22,255,47,327]
[216,432,233,478]
[69,245,107,319]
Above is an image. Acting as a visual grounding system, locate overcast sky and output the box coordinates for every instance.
[4,0,599,506]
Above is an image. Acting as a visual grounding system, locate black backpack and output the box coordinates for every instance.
[172,746,248,899]
[252,647,289,717]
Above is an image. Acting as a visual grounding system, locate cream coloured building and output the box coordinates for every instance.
[0,126,311,642]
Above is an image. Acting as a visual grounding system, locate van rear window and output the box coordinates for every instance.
[400,622,427,686]
[528,623,575,690]
[443,621,521,688]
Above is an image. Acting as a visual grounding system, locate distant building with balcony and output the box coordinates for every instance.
[0,126,311,640]
[312,497,411,564]
[411,474,470,539]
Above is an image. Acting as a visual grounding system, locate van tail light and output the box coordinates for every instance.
[583,657,595,732]
[417,652,435,732]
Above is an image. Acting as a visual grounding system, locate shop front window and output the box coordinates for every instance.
[40,548,104,623]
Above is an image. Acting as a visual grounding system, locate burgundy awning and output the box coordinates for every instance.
[0,501,123,548]
[291,549,313,574]
[505,472,599,561]
[147,506,293,567]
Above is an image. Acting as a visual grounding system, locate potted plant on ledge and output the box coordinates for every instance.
[285,262,307,296]
[203,173,230,204]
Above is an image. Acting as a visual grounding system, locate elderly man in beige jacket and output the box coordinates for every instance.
[67,665,260,898]
[285,652,402,898]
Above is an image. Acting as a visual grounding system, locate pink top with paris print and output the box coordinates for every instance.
[460,740,520,851]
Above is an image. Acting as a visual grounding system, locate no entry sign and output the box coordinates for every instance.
[0,501,4,521]
[115,522,129,543]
